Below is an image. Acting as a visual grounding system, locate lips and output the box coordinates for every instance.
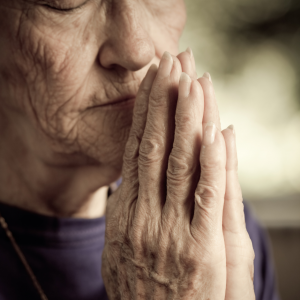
[104,96,136,107]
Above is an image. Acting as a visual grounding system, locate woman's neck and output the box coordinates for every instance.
[0,156,110,218]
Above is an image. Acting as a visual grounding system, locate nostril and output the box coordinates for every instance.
[98,34,155,72]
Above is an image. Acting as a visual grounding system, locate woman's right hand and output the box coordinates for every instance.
[102,49,253,299]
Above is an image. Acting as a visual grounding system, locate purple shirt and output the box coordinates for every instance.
[0,202,279,300]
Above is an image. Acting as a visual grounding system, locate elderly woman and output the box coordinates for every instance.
[0,0,278,300]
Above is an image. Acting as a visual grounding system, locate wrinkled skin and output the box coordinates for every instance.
[0,0,255,299]
[102,51,255,299]
[0,0,185,215]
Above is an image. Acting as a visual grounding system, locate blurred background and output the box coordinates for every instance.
[180,0,300,299]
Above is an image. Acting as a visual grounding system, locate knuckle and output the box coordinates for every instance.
[139,135,164,165]
[167,153,188,177]
[149,86,168,108]
[167,150,195,182]
[197,182,219,199]
[201,152,225,171]
[195,183,219,208]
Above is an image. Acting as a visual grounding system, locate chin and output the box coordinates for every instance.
[42,97,134,168]
[79,121,131,169]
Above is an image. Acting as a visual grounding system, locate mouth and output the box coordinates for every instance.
[88,96,136,110]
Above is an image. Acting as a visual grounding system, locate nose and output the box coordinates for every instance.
[98,2,155,72]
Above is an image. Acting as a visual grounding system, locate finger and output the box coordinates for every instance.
[177,47,197,80]
[191,122,226,241]
[138,52,182,213]
[163,73,204,222]
[222,125,245,232]
[222,125,255,300]
[198,73,221,131]
[122,64,158,189]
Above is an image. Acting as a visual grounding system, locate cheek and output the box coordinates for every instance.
[1,9,100,134]
[0,8,113,162]
[14,13,96,99]
[0,8,134,163]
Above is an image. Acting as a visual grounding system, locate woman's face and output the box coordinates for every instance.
[0,0,185,174]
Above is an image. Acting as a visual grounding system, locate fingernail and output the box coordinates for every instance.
[161,51,173,62]
[186,47,193,58]
[180,72,191,82]
[203,72,212,83]
[158,51,173,77]
[227,124,235,134]
[203,121,216,145]
[180,72,192,97]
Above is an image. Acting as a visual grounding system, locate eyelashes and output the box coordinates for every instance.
[41,0,90,13]
[43,4,77,12]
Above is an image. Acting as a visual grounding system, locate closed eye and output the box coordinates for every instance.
[43,4,76,12]
[41,0,90,12]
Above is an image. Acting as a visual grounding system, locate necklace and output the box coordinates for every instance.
[0,212,48,300]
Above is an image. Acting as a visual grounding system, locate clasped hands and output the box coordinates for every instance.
[102,48,255,300]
